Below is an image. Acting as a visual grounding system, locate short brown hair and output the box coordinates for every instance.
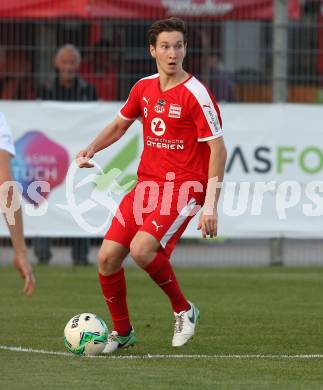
[148,17,187,46]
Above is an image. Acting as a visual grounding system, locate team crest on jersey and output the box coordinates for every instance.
[154,98,166,114]
[168,104,182,119]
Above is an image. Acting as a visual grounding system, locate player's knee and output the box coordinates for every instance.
[130,241,151,267]
[97,246,120,270]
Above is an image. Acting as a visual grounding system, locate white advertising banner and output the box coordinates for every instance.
[0,102,322,238]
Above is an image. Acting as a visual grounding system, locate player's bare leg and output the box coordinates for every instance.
[98,239,128,276]
[129,231,160,268]
[98,240,136,353]
[130,231,199,347]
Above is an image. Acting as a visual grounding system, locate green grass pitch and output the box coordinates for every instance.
[1,265,323,389]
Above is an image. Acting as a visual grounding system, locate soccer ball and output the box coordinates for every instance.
[64,313,108,356]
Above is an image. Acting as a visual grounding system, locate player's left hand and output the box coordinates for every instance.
[13,253,35,297]
[197,211,218,239]
[76,147,95,168]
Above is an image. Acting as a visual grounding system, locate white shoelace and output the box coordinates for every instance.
[174,312,185,333]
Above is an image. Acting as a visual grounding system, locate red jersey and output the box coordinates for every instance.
[119,73,223,187]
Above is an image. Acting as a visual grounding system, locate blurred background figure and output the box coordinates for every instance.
[0,46,35,100]
[199,29,236,103]
[38,44,97,101]
[80,39,117,101]
[207,54,237,103]
[35,43,95,266]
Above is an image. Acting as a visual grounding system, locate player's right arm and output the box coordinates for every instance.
[77,81,141,168]
[76,116,134,168]
[0,149,35,297]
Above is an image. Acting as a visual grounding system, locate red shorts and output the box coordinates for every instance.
[105,183,205,257]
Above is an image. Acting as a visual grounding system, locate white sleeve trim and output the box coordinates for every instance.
[118,110,137,121]
[184,77,222,137]
[198,133,224,142]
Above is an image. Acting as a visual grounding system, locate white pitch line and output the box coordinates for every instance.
[1,345,323,359]
[0,346,72,357]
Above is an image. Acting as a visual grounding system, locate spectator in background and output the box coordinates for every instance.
[36,44,96,266]
[80,40,117,101]
[38,44,97,101]
[0,112,35,296]
[208,54,237,102]
[0,46,35,100]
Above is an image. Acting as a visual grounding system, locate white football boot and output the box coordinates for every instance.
[102,328,136,354]
[172,301,200,347]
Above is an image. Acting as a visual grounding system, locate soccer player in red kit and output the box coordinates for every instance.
[76,17,227,353]
[0,112,35,297]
